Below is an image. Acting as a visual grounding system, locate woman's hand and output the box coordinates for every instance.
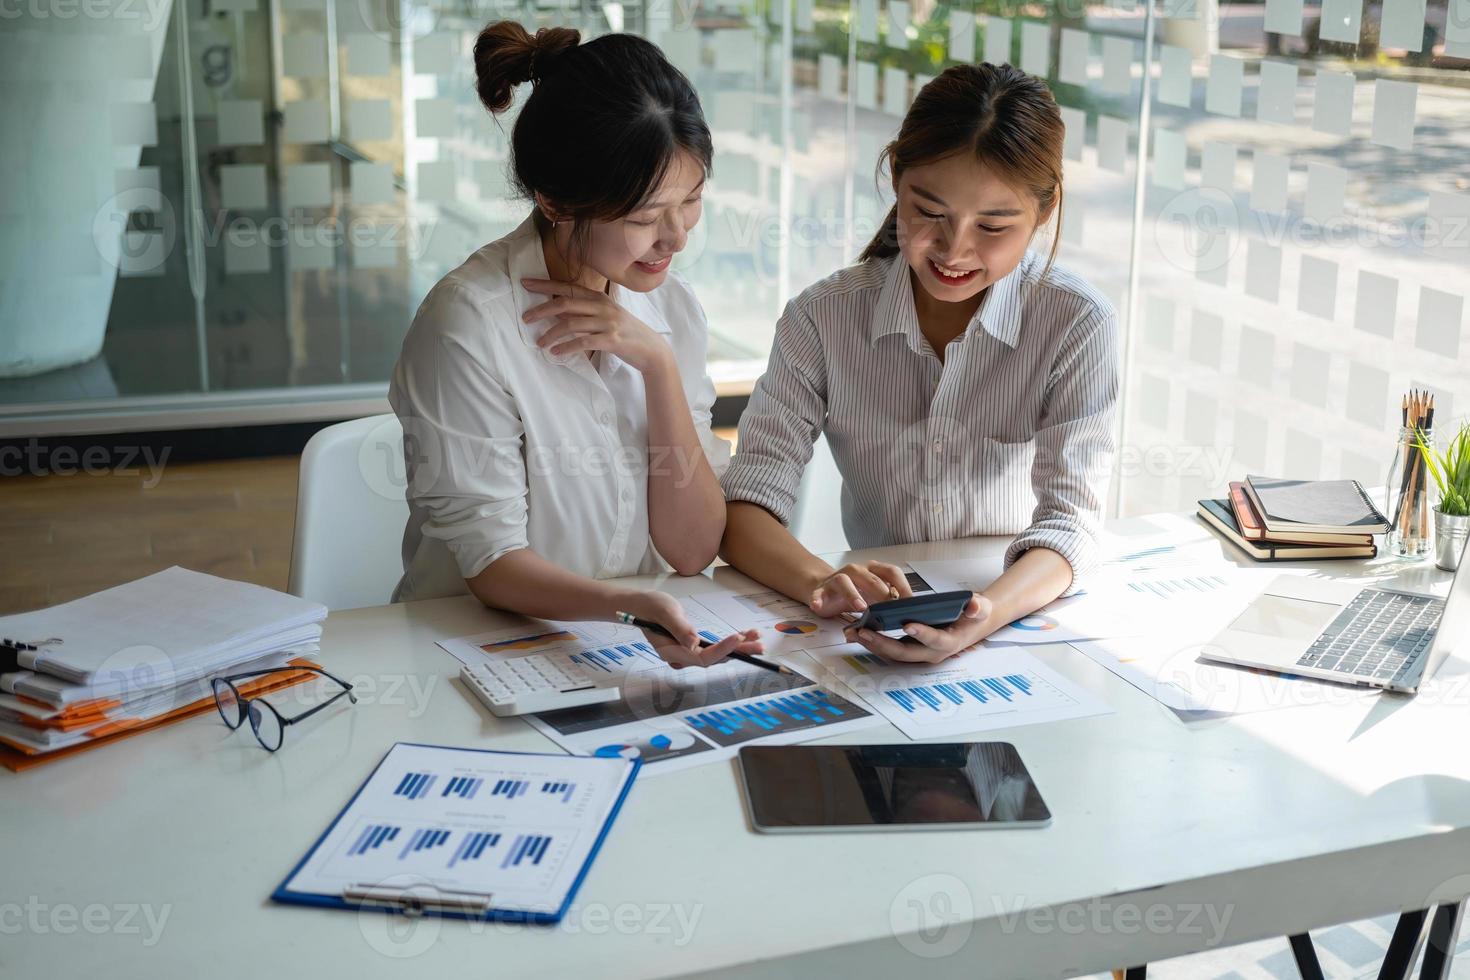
[843,593,994,665]
[618,590,764,669]
[522,279,673,374]
[808,560,911,618]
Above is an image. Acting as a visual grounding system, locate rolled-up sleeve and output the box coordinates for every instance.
[389,283,529,580]
[1003,308,1119,596]
[720,300,828,526]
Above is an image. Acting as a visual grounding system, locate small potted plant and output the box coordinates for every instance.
[1416,422,1470,571]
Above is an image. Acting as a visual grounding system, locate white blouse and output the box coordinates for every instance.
[388,213,731,603]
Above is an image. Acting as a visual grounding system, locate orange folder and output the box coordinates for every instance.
[0,661,320,773]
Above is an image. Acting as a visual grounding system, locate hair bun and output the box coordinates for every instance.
[474,21,581,114]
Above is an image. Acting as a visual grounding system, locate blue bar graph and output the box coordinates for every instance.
[500,834,553,869]
[685,688,851,739]
[393,772,438,800]
[568,642,661,673]
[491,778,529,799]
[448,831,501,867]
[349,823,400,856]
[398,827,451,859]
[884,674,1035,713]
[440,776,483,800]
[1127,574,1228,598]
[540,781,576,803]
[698,630,720,644]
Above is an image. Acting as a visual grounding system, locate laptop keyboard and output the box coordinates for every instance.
[1296,589,1445,680]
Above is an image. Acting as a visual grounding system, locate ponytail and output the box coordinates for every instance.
[859,203,900,263]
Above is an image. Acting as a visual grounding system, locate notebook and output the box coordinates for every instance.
[273,742,640,924]
[1197,499,1378,561]
[1242,476,1390,535]
[1227,483,1374,545]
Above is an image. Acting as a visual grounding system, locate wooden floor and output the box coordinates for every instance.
[0,428,740,616]
[0,456,300,616]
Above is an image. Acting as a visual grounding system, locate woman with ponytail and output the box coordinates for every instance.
[720,63,1118,664]
[389,22,761,668]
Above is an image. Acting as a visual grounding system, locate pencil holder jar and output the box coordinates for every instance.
[1385,424,1433,559]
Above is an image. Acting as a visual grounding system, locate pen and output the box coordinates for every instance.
[613,612,789,674]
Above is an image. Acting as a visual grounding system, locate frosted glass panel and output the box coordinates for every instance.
[6,0,1468,513]
[1129,0,1470,512]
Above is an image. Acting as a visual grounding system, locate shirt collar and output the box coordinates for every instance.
[506,213,558,364]
[868,253,1027,350]
[505,212,672,368]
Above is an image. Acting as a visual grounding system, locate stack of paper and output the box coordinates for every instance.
[0,567,327,763]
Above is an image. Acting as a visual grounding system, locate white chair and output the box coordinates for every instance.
[289,414,410,611]
[788,434,850,555]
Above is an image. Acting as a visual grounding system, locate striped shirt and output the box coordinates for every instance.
[722,249,1118,596]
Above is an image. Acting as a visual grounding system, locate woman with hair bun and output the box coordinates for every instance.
[389,22,761,668]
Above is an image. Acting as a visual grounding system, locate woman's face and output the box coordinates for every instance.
[894,152,1045,305]
[564,150,706,292]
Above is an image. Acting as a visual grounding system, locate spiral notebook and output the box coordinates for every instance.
[1242,476,1390,535]
[273,742,640,923]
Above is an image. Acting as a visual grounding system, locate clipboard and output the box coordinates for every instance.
[271,742,641,924]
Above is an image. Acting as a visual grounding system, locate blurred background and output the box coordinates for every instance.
[2,0,1467,517]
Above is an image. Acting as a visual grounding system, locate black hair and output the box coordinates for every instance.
[474,22,713,255]
[858,62,1065,276]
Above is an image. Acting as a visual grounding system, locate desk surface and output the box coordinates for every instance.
[7,519,1470,980]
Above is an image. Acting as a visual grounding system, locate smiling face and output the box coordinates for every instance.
[894,152,1048,306]
[543,150,706,293]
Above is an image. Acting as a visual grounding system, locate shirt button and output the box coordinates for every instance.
[600,412,613,426]
[931,503,942,514]
[932,440,942,453]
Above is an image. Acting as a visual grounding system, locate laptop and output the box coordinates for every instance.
[1199,551,1468,694]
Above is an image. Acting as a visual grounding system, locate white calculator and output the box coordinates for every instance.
[459,655,620,717]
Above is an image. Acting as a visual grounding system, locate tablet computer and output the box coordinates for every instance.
[738,743,1051,833]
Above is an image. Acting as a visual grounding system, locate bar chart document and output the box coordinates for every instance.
[436,601,883,775]
[909,558,1145,645]
[795,644,1112,739]
[274,743,638,922]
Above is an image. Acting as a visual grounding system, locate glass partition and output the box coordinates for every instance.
[4,0,1466,516]
[1125,0,1469,513]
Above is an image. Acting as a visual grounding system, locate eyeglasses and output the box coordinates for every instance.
[212,666,357,751]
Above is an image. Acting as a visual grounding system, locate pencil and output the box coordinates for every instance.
[613,612,789,674]
[1394,393,1416,533]
[1402,391,1421,541]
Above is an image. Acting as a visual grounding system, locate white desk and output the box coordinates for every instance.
[7,520,1470,980]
